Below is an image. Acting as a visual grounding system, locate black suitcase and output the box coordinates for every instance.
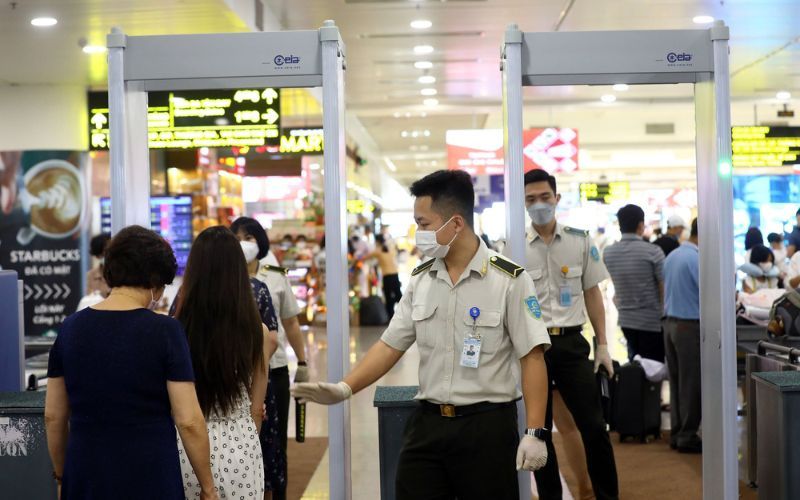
[613,361,661,443]
[359,295,389,326]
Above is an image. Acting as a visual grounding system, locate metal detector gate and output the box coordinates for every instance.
[501,22,736,499]
[106,22,353,500]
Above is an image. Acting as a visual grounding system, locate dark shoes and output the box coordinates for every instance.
[677,441,702,454]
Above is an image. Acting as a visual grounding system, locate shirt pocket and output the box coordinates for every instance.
[411,303,439,348]
[462,309,503,354]
[564,266,583,295]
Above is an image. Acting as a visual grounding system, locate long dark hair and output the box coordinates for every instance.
[375,234,389,253]
[175,226,264,417]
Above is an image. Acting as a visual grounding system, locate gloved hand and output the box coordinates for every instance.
[291,381,352,405]
[295,364,310,383]
[594,343,614,377]
[516,435,548,471]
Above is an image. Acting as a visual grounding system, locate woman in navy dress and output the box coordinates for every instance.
[45,225,219,500]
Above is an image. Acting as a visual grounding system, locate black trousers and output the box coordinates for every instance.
[534,332,619,500]
[395,404,520,500]
[663,318,702,447]
[383,273,402,319]
[269,366,290,500]
[621,327,666,362]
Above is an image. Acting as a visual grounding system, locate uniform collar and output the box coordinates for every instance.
[528,223,563,243]
[430,236,490,278]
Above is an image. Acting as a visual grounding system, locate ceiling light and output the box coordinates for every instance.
[393,112,401,118]
[612,84,629,91]
[776,91,792,100]
[411,131,420,138]
[410,20,432,30]
[384,157,397,172]
[692,15,714,24]
[421,88,438,96]
[420,112,427,117]
[413,45,434,55]
[424,130,431,137]
[423,98,439,107]
[401,131,409,138]
[600,94,617,103]
[31,17,58,27]
[414,61,433,70]
[418,75,436,84]
[82,45,107,54]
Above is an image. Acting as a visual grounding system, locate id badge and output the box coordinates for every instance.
[460,337,482,368]
[559,285,572,307]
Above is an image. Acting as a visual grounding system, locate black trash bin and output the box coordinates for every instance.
[753,371,800,500]
[373,385,419,500]
[0,391,57,499]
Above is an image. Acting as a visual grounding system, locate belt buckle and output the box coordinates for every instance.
[549,327,562,336]
[440,404,456,418]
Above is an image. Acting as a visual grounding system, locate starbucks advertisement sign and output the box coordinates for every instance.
[0,151,88,337]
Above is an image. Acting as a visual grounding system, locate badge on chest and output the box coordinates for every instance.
[460,306,482,368]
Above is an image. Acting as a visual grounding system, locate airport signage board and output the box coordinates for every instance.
[732,126,800,168]
[446,128,579,175]
[88,89,281,150]
[579,182,630,204]
[279,128,324,155]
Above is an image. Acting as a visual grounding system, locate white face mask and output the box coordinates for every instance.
[240,240,259,263]
[415,217,457,259]
[148,288,162,311]
[759,262,774,273]
[527,202,556,226]
[296,241,307,249]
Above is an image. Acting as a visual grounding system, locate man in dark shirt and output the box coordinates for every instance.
[653,215,685,257]
[786,207,800,258]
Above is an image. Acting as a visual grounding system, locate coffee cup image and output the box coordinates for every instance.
[16,160,85,244]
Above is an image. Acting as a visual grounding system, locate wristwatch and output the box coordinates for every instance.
[525,428,551,441]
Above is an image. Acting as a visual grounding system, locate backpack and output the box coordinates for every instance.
[768,288,800,339]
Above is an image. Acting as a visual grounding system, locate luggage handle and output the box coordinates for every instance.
[757,340,800,363]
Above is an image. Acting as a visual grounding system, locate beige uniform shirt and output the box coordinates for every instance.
[381,239,550,406]
[522,223,608,328]
[256,265,302,369]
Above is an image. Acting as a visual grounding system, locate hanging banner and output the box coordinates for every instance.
[0,151,88,337]
[447,128,579,175]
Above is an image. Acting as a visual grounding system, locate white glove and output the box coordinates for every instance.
[294,364,310,383]
[594,344,614,377]
[516,435,548,471]
[291,381,352,405]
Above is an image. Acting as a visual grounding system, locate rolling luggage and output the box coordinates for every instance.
[359,295,389,326]
[614,361,661,443]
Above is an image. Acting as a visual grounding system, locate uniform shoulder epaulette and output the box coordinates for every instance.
[411,259,435,277]
[564,226,589,237]
[489,255,525,278]
[261,264,289,275]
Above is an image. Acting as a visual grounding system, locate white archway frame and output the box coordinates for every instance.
[106,21,353,500]
[501,22,737,499]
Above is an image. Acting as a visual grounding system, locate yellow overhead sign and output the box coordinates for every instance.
[579,182,630,204]
[732,126,800,168]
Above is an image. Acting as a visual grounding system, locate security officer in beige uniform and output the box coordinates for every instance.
[520,169,619,500]
[294,170,551,500]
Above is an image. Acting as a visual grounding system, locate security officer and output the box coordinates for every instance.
[293,170,551,500]
[520,169,619,500]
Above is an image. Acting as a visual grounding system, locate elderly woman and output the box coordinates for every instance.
[45,225,218,500]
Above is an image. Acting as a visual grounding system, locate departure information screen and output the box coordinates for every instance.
[732,126,800,168]
[100,196,193,274]
[579,182,630,204]
[88,88,281,150]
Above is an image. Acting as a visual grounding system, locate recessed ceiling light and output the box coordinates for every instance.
[31,17,58,27]
[414,61,433,70]
[600,94,617,103]
[692,15,714,24]
[776,91,792,100]
[410,20,432,30]
[418,75,436,84]
[401,131,409,138]
[424,130,431,137]
[421,88,438,96]
[423,98,439,107]
[612,84,629,91]
[393,112,401,118]
[414,45,434,55]
[82,45,107,54]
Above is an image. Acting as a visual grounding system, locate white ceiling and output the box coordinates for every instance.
[2,0,799,189]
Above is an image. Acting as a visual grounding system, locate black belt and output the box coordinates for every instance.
[664,317,700,323]
[548,326,582,336]
[269,366,289,375]
[419,399,519,418]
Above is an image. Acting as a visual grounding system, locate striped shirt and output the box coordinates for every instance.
[602,234,665,332]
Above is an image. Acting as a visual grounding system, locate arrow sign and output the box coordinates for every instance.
[261,88,279,105]
[91,113,108,129]
[262,108,280,125]
[63,283,71,299]
[53,283,62,299]
[24,285,32,300]
[33,284,43,300]
[43,284,53,299]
